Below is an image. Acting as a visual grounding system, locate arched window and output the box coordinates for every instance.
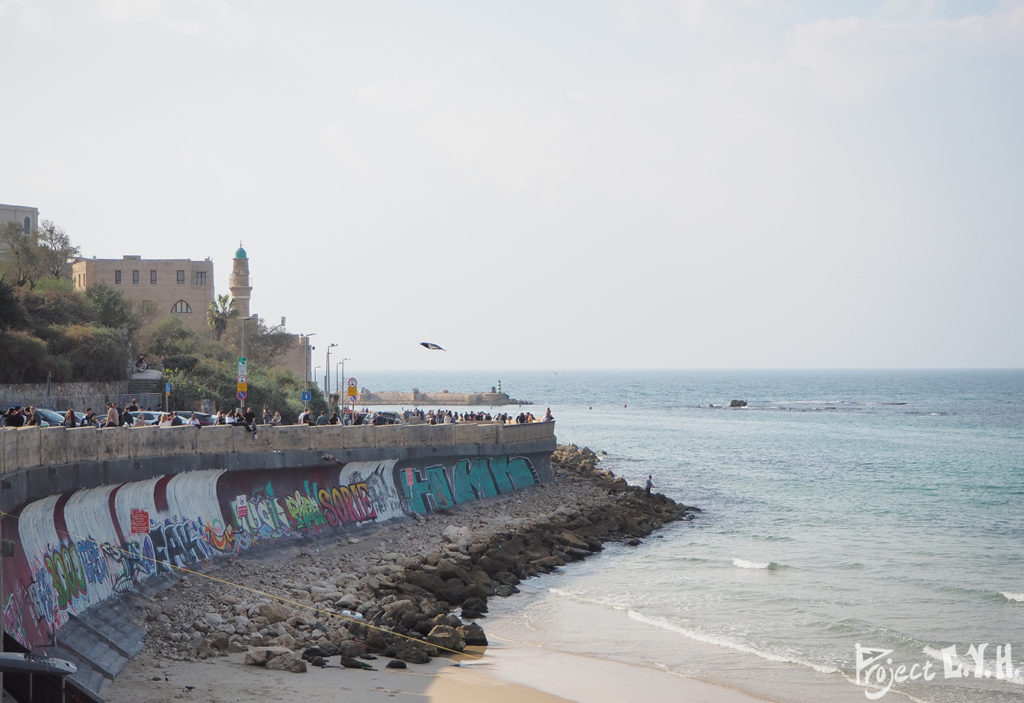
[171,300,192,313]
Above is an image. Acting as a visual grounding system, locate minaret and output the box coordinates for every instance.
[229,242,252,318]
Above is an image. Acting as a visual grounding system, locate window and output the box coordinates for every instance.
[177,270,185,284]
[114,270,122,284]
[194,270,207,286]
[132,270,139,284]
[171,300,192,313]
[150,270,157,284]
[22,217,30,234]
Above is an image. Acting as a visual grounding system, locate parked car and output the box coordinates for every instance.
[171,411,215,426]
[34,408,68,427]
[128,411,162,426]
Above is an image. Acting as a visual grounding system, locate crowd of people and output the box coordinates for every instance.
[3,401,555,431]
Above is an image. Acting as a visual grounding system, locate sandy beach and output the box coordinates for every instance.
[101,446,769,703]
[105,636,770,703]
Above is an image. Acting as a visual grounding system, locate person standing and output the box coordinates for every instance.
[62,409,78,428]
[103,403,119,428]
[645,475,654,495]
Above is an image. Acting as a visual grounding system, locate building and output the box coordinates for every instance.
[0,203,39,259]
[228,243,252,319]
[72,255,215,337]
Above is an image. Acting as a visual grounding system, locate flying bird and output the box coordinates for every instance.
[420,342,445,351]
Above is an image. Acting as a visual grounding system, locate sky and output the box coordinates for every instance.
[2,0,1022,372]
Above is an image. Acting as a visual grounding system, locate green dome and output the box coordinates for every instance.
[235,244,247,259]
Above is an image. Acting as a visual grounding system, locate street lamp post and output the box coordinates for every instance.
[313,366,321,410]
[302,333,317,408]
[340,357,351,415]
[325,343,338,405]
[239,315,258,410]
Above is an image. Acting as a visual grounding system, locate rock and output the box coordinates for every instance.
[730,399,747,407]
[265,652,308,673]
[244,646,293,666]
[457,622,488,646]
[386,659,407,669]
[257,603,290,624]
[425,624,465,652]
[442,525,472,551]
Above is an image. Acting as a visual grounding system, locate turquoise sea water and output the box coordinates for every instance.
[362,370,1024,702]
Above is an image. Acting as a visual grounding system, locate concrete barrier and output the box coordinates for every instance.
[1,436,555,652]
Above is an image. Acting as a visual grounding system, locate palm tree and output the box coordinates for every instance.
[206,294,236,341]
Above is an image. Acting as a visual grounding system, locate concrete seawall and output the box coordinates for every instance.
[0,421,556,691]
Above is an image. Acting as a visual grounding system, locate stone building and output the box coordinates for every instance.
[0,203,39,259]
[72,255,215,337]
[72,245,310,381]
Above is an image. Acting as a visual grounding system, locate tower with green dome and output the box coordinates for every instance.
[229,241,252,318]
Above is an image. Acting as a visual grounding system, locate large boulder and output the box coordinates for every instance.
[245,646,294,666]
[425,624,465,652]
[265,652,308,673]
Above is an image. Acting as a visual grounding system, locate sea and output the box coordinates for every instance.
[360,369,1024,703]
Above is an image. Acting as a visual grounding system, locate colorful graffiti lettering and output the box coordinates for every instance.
[316,482,378,526]
[43,542,89,611]
[105,537,156,592]
[284,489,327,530]
[149,517,215,572]
[202,517,237,552]
[26,561,56,625]
[404,456,538,514]
[231,489,293,544]
[76,536,110,586]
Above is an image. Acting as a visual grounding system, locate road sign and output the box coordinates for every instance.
[237,391,247,401]
[347,377,357,388]
[238,357,247,365]
[237,374,247,384]
[238,358,247,375]
[237,382,248,392]
[165,382,171,393]
[348,394,357,403]
[301,391,312,402]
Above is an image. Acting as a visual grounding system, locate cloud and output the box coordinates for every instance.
[95,0,261,45]
[788,3,1024,101]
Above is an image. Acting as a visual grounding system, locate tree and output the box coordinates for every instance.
[0,221,43,288]
[0,279,27,331]
[0,330,57,383]
[138,316,202,359]
[36,220,80,279]
[206,294,236,341]
[86,284,139,334]
[48,324,130,381]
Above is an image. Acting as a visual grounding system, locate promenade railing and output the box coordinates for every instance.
[0,421,557,475]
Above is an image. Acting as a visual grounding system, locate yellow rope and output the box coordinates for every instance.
[0,508,482,660]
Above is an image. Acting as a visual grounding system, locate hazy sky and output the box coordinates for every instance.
[3,0,1022,372]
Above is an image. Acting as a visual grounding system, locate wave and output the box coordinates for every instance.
[627,609,838,674]
[732,558,782,570]
[1001,592,1024,603]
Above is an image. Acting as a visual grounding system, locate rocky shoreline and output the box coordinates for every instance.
[117,445,699,682]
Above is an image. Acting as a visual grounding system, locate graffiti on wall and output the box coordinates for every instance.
[400,455,539,514]
[1,452,545,650]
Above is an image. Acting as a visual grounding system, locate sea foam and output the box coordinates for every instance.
[627,609,838,674]
[732,558,775,570]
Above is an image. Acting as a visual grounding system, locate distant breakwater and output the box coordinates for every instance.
[357,389,530,406]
